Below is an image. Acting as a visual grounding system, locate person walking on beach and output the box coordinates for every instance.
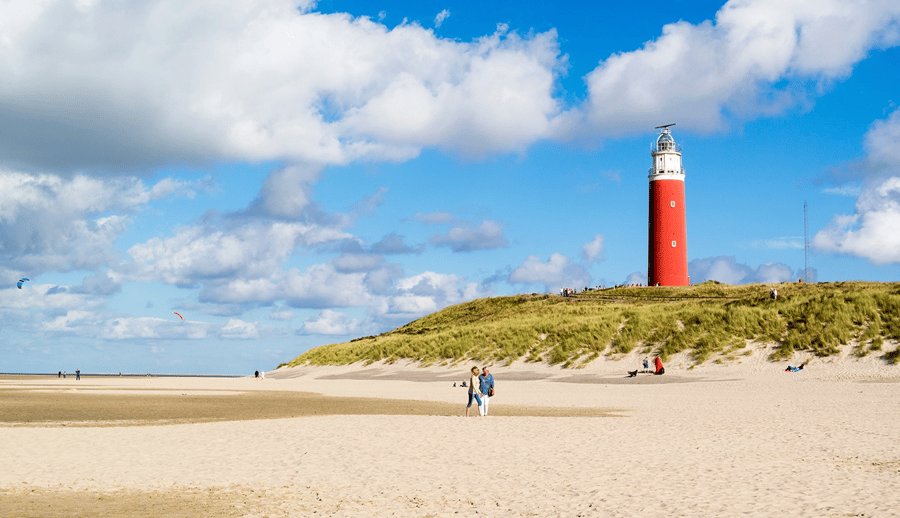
[479,367,495,416]
[465,366,483,417]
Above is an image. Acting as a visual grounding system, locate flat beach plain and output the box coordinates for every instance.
[2,349,899,517]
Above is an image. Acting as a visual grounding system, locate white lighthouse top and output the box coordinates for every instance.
[656,131,675,151]
[652,125,680,154]
[649,124,684,180]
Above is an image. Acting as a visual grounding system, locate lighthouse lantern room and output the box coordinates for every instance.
[647,124,689,286]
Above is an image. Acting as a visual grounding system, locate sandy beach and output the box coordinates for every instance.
[2,346,899,517]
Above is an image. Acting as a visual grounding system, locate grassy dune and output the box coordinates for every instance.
[283,281,900,368]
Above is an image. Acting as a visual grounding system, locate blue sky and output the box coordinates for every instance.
[1,0,899,374]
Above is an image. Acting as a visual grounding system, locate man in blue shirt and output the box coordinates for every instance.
[478,367,495,416]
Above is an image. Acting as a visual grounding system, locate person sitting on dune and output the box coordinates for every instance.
[785,363,805,372]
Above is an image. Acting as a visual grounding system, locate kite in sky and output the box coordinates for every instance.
[16,278,29,289]
[173,311,183,321]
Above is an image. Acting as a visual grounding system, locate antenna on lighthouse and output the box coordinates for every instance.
[655,123,676,130]
[804,201,810,282]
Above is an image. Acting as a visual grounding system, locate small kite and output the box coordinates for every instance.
[173,312,184,321]
[16,278,29,289]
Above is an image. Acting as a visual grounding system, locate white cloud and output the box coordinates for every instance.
[813,176,900,264]
[1,0,897,172]
[302,309,362,335]
[573,0,900,137]
[413,211,459,224]
[100,317,168,340]
[0,1,564,172]
[814,110,900,264]
[380,271,488,323]
[0,172,181,272]
[434,9,450,28]
[371,233,424,254]
[270,306,294,321]
[333,253,386,273]
[126,218,353,286]
[748,237,803,249]
[252,164,324,218]
[221,318,260,339]
[690,256,752,284]
[581,234,605,264]
[430,219,509,252]
[45,310,104,334]
[822,185,862,196]
[689,256,796,284]
[625,271,647,286]
[865,108,900,163]
[508,253,591,291]
[131,222,304,284]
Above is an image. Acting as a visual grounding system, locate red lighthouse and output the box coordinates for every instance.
[648,124,689,286]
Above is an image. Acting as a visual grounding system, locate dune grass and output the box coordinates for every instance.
[283,281,900,368]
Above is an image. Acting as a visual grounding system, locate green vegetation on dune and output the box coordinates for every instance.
[283,281,900,368]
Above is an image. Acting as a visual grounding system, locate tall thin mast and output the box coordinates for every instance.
[804,201,809,282]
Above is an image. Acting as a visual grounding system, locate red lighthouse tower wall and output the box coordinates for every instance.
[648,178,689,286]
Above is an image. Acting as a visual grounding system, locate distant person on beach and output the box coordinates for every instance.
[479,367,495,416]
[465,366,483,417]
[642,358,650,372]
[75,369,80,380]
[785,363,805,372]
[58,371,61,378]
[255,370,259,378]
[260,370,265,379]
[654,357,665,375]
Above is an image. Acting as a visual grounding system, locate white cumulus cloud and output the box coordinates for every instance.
[508,253,591,292]
[302,309,362,335]
[430,219,509,252]
[813,176,900,264]
[0,1,564,172]
[814,110,900,264]
[689,256,798,284]
[571,0,900,137]
[581,234,605,264]
[0,172,183,273]
[434,9,450,28]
